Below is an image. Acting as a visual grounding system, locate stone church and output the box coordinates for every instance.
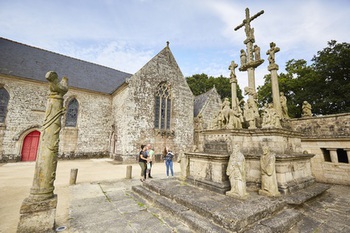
[0,37,201,163]
[1,37,350,186]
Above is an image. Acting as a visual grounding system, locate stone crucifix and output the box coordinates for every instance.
[266,42,282,117]
[234,8,264,92]
[18,71,68,233]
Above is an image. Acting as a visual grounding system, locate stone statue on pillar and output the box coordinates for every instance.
[267,42,280,71]
[229,60,239,109]
[18,71,68,233]
[266,42,283,118]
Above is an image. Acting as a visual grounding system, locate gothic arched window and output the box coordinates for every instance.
[65,98,79,127]
[154,82,171,130]
[0,88,9,123]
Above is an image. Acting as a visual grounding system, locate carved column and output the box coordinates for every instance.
[18,71,68,233]
[329,148,338,163]
[345,149,350,163]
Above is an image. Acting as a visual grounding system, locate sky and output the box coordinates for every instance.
[1,0,350,90]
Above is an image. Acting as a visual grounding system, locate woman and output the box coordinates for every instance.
[163,147,174,177]
[138,145,148,182]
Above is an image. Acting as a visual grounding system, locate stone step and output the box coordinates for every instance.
[245,208,302,233]
[133,179,286,232]
[132,185,230,233]
[285,183,331,205]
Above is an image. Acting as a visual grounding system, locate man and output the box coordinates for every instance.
[147,144,154,178]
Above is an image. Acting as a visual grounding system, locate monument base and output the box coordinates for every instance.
[17,194,57,233]
[190,128,316,195]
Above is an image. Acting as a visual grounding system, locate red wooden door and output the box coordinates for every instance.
[21,131,40,161]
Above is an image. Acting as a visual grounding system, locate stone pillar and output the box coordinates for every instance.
[126,165,132,179]
[329,149,338,163]
[17,71,68,233]
[269,67,282,117]
[267,42,282,118]
[247,67,256,92]
[345,149,350,163]
[229,61,238,109]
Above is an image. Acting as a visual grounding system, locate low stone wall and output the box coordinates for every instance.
[289,113,350,138]
[290,113,350,185]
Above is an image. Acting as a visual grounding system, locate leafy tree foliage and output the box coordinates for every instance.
[257,40,350,117]
[186,73,243,101]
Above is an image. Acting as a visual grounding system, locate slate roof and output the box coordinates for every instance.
[194,88,216,117]
[0,37,132,94]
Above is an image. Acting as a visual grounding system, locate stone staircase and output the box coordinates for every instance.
[131,179,329,232]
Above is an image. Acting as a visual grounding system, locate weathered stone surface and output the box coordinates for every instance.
[17,195,57,233]
[285,182,330,205]
[260,209,301,232]
[19,195,58,214]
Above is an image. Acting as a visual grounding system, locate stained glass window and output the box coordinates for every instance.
[0,88,9,123]
[154,83,171,130]
[65,98,79,127]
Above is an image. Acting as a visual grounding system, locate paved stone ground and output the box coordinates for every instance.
[289,185,350,233]
[69,178,350,233]
[69,179,192,233]
[1,160,348,233]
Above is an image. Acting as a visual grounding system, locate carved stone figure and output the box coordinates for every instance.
[226,144,248,199]
[177,146,188,180]
[240,49,247,67]
[221,98,231,126]
[229,61,238,79]
[280,92,290,119]
[243,95,259,129]
[230,106,243,129]
[262,103,282,128]
[259,146,280,197]
[302,101,312,117]
[266,42,280,65]
[254,45,261,61]
[234,8,264,43]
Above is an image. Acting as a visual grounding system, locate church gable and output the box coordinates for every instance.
[112,43,194,159]
[194,87,222,130]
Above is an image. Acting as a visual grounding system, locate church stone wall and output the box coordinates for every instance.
[60,89,112,159]
[113,46,194,162]
[0,76,47,161]
[290,113,350,185]
[0,75,112,162]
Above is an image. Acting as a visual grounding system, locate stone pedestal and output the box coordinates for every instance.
[185,152,230,194]
[185,128,315,195]
[17,195,57,233]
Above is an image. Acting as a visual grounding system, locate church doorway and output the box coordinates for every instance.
[21,130,40,161]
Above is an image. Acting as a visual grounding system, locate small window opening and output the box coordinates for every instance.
[321,148,331,162]
[337,149,349,163]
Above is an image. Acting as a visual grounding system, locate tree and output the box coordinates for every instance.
[257,41,350,117]
[186,73,243,101]
[312,40,350,114]
[185,73,210,96]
